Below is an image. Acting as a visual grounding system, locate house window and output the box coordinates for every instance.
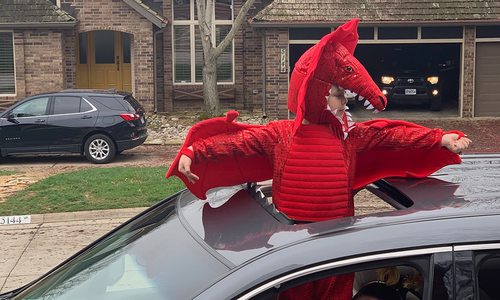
[172,0,234,84]
[0,32,15,95]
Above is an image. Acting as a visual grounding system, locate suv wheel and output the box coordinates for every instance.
[84,134,116,164]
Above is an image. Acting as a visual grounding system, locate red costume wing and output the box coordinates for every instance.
[166,111,273,200]
[352,119,463,190]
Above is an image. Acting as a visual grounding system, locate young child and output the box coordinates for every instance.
[167,18,470,300]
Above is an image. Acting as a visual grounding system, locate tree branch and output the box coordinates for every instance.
[213,0,256,58]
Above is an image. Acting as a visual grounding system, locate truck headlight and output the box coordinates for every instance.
[427,76,439,84]
[381,76,395,84]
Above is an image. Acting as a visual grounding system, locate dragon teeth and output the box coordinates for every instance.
[358,96,364,101]
[366,104,374,110]
[364,100,370,106]
[373,109,380,114]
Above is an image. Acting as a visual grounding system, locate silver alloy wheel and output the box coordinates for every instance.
[88,138,110,161]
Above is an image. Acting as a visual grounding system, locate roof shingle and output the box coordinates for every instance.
[253,0,500,25]
[0,0,76,27]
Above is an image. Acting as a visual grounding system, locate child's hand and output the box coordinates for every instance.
[178,146,199,183]
[441,133,472,153]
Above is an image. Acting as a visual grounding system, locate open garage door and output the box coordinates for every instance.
[354,43,461,117]
[289,42,461,118]
[474,43,500,117]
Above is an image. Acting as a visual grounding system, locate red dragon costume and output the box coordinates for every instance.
[167,19,463,299]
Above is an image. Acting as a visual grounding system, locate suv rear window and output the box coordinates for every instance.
[89,96,127,111]
[123,95,143,112]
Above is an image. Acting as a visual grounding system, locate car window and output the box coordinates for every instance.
[89,96,127,111]
[123,95,143,112]
[80,98,93,112]
[15,199,229,300]
[476,252,500,300]
[247,252,446,300]
[53,96,82,114]
[11,97,49,117]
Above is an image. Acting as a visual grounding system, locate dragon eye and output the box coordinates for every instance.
[345,66,353,72]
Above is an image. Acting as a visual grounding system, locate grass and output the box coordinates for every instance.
[0,170,16,176]
[0,167,185,215]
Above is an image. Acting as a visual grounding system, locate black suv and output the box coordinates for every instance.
[0,90,147,163]
[377,46,443,111]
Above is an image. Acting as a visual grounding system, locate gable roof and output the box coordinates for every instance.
[252,0,500,26]
[0,0,76,29]
[122,0,167,28]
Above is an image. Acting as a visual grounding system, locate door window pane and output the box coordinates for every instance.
[358,27,375,40]
[94,31,115,64]
[0,32,15,94]
[215,0,232,20]
[421,26,463,39]
[173,0,190,20]
[80,99,93,112]
[477,26,500,38]
[174,26,191,83]
[378,27,418,39]
[79,32,88,64]
[477,255,500,299]
[12,97,49,117]
[289,28,331,40]
[53,96,82,114]
[215,26,232,82]
[122,33,131,64]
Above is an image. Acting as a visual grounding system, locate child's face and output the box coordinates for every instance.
[327,85,348,113]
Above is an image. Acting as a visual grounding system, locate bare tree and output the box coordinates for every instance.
[196,0,256,117]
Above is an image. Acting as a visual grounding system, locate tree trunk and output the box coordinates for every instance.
[196,0,257,117]
[203,58,219,116]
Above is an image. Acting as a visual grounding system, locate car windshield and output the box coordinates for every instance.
[13,197,229,300]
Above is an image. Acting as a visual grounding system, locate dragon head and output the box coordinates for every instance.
[288,19,387,128]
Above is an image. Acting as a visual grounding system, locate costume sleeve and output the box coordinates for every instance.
[191,121,281,163]
[349,119,463,190]
[350,119,443,152]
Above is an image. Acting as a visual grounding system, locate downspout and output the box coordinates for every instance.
[153,27,165,113]
[261,31,267,119]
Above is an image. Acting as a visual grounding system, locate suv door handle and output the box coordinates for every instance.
[81,115,93,119]
[34,119,46,123]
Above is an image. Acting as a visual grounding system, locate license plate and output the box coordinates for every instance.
[0,215,31,225]
[405,88,417,95]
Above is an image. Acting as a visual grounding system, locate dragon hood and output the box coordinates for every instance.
[288,19,387,131]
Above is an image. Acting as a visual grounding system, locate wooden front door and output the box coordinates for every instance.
[76,31,132,92]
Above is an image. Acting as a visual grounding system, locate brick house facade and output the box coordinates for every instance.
[1,0,500,118]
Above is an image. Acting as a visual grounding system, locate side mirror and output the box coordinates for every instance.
[6,113,19,124]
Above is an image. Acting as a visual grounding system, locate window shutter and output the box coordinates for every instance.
[0,32,15,94]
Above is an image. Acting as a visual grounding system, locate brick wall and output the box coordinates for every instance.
[462,26,475,118]
[264,28,289,120]
[62,0,156,111]
[0,30,65,110]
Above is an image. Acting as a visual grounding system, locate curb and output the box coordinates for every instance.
[0,207,148,229]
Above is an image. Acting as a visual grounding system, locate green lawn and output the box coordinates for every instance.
[0,170,16,176]
[0,167,185,215]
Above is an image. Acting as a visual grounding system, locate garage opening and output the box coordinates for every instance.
[353,43,461,118]
[289,42,461,119]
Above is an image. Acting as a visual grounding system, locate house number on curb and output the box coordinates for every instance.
[280,48,287,73]
[0,215,31,225]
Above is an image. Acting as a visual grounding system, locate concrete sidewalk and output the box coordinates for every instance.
[0,207,147,293]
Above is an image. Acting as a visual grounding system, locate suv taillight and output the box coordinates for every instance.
[120,113,140,121]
